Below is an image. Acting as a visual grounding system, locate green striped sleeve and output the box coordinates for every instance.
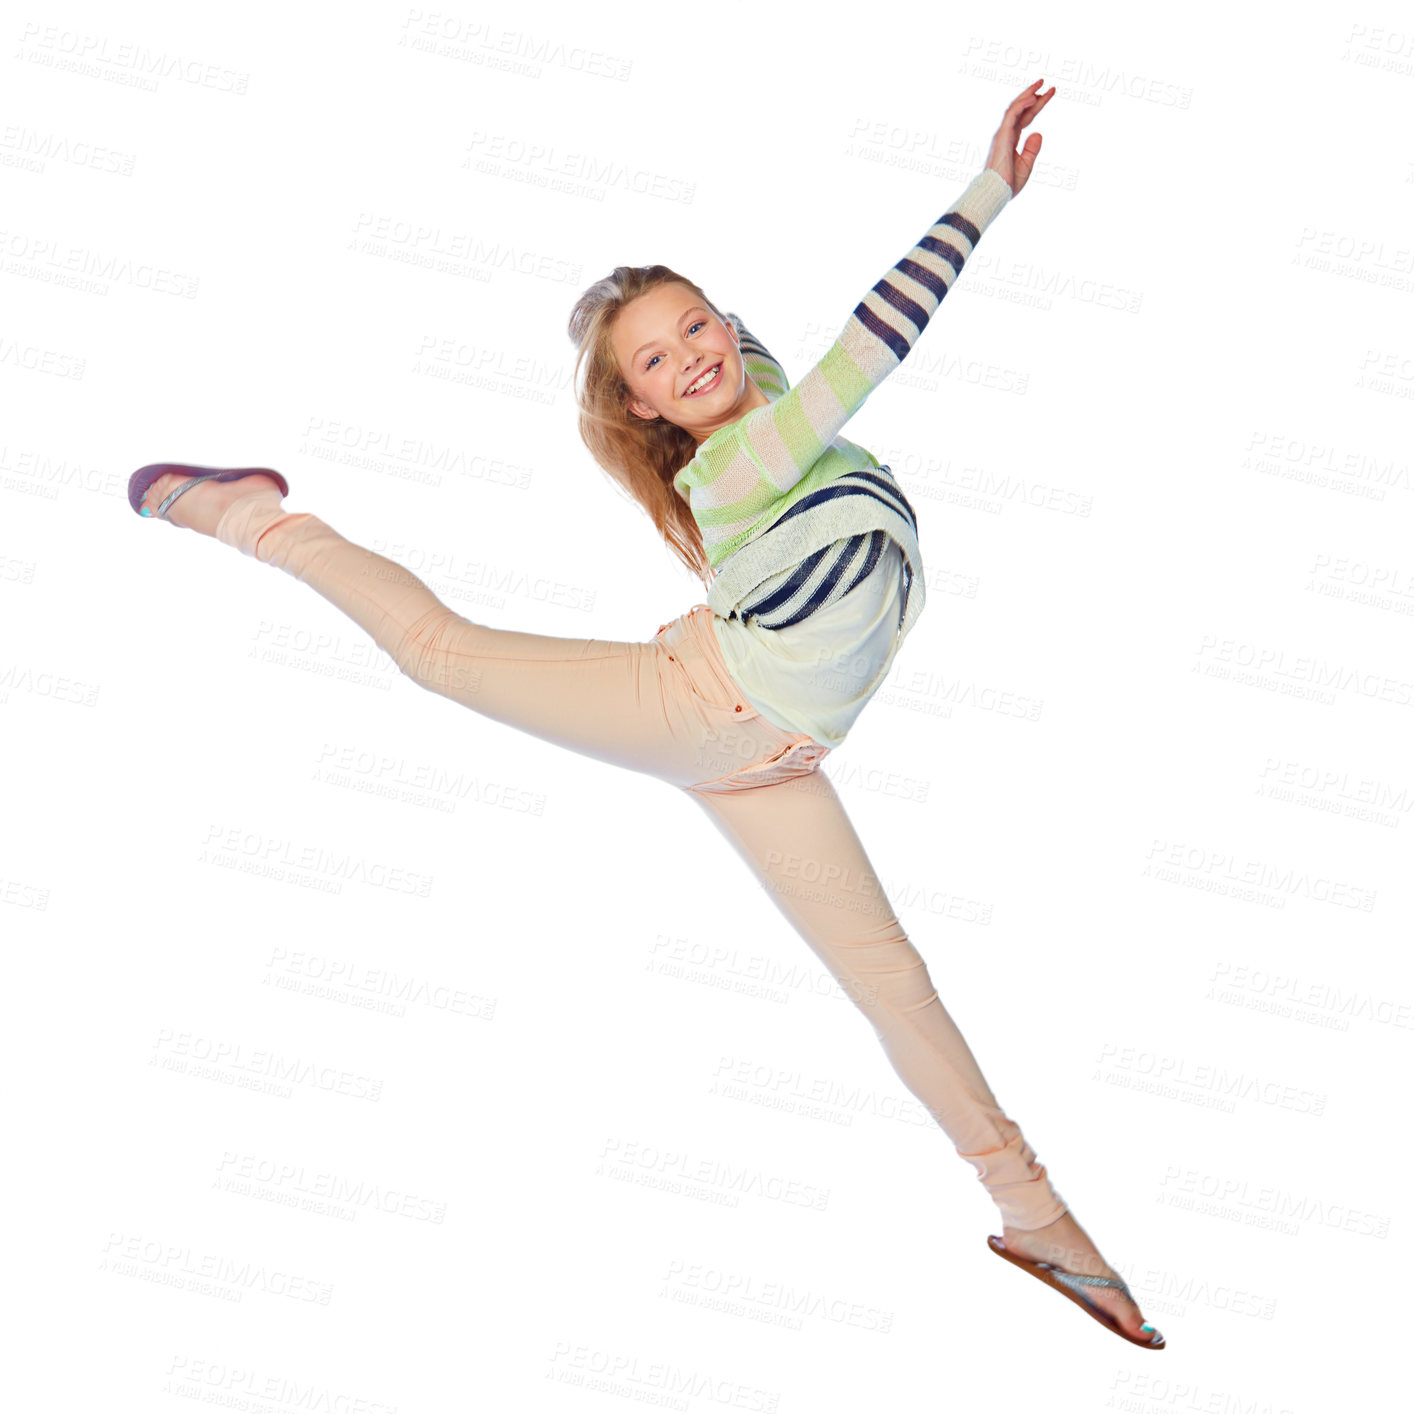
[678,167,1012,564]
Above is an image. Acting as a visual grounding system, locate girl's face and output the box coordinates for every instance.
[612,283,768,446]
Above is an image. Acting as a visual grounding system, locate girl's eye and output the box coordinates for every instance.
[646,321,705,371]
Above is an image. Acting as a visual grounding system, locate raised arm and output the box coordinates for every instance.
[676,166,1013,563]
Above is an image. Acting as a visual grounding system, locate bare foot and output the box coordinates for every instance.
[1000,1210,1162,1344]
[137,471,285,538]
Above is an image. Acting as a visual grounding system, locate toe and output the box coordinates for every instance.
[140,475,172,516]
[1082,1279,1157,1343]
[1120,1298,1161,1343]
[141,472,191,521]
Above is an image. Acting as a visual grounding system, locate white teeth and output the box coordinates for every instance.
[685,364,720,395]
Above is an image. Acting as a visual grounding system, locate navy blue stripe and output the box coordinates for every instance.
[852,301,912,363]
[873,271,932,339]
[790,535,872,615]
[755,535,875,629]
[744,541,833,617]
[919,232,966,277]
[939,210,981,247]
[728,464,918,631]
[851,221,972,363]
[840,529,888,599]
[745,531,890,626]
[788,479,909,535]
[744,533,868,618]
[892,256,947,307]
[757,531,894,630]
[764,470,917,539]
[752,542,862,626]
[743,540,835,618]
[845,468,919,535]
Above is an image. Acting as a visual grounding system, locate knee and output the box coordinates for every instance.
[828,928,936,1015]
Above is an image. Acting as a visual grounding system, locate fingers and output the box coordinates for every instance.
[989,79,1054,194]
[995,83,1045,147]
[1001,80,1040,125]
[1013,78,1055,106]
[1008,79,1056,128]
[1024,85,1056,124]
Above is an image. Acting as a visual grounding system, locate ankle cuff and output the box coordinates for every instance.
[215,489,294,559]
[958,1131,1068,1230]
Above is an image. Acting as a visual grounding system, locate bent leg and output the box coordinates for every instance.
[212,488,787,788]
[686,769,1068,1231]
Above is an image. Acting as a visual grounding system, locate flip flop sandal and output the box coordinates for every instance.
[986,1234,1166,1349]
[128,463,291,519]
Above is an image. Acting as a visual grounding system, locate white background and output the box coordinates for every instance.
[4,0,1410,1408]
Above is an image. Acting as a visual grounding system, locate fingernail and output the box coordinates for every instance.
[140,506,152,517]
[1140,1323,1155,1333]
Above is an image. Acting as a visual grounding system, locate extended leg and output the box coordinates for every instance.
[200,484,790,789]
[685,768,1068,1231]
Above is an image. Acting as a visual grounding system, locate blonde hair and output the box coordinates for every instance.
[567,266,726,588]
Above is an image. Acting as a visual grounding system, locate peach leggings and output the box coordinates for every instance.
[214,489,1068,1230]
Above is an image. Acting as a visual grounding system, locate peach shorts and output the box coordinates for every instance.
[208,490,1069,1231]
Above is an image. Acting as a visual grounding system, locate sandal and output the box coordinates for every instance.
[986,1234,1166,1349]
[128,463,290,520]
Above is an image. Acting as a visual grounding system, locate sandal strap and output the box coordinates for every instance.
[1041,1263,1135,1300]
[156,472,223,520]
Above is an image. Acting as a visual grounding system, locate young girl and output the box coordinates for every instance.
[128,80,1163,1350]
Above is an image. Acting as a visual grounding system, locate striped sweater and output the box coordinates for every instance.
[721,320,909,631]
[673,165,1013,634]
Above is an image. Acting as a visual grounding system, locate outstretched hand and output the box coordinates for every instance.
[986,80,1055,197]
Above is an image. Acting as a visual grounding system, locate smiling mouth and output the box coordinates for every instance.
[682,362,722,397]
